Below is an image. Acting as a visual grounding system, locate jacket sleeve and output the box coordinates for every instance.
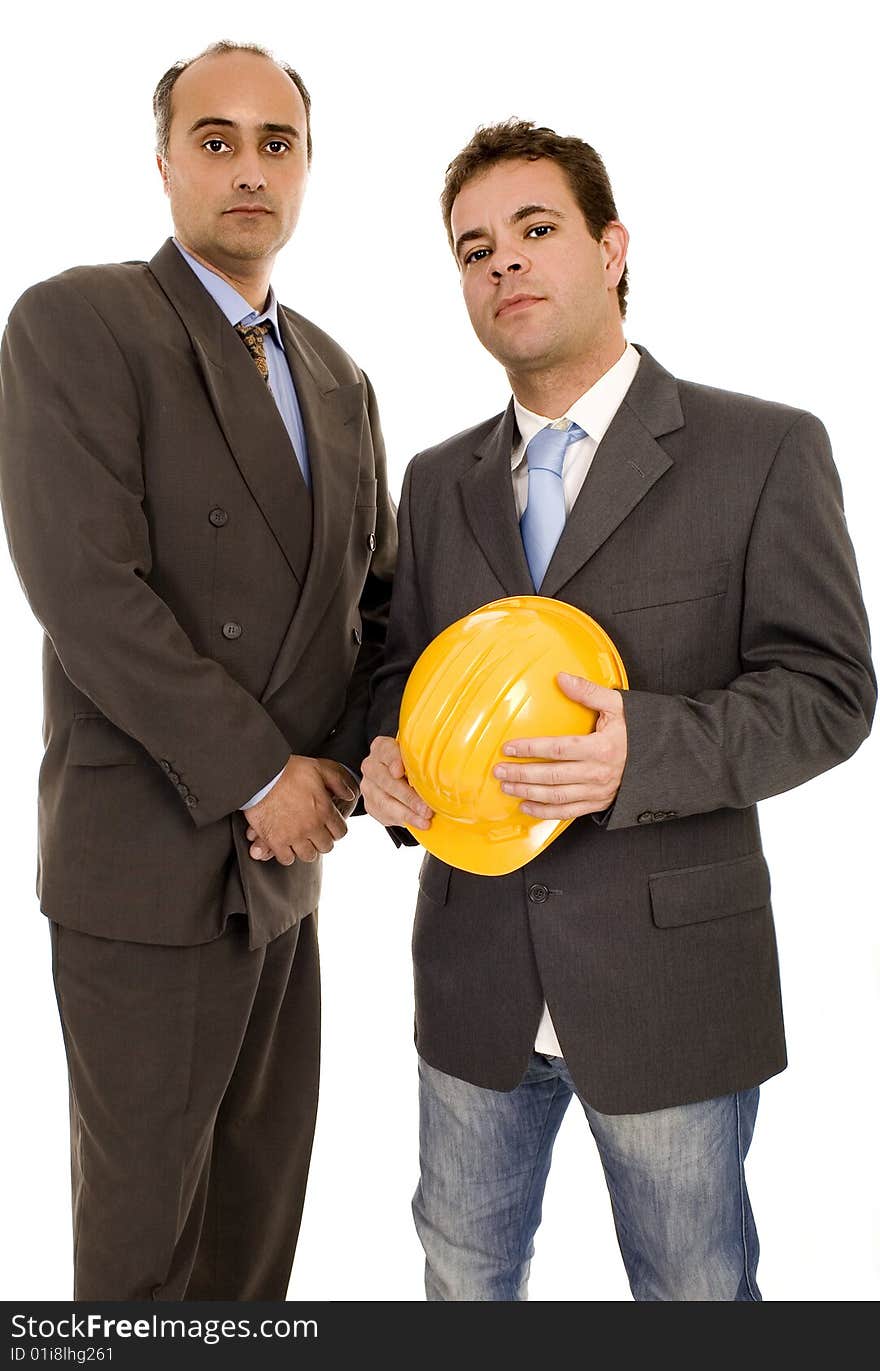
[366,457,427,846]
[367,458,429,742]
[607,412,876,829]
[0,278,292,827]
[317,372,398,785]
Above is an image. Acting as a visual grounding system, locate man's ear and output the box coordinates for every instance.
[156,154,170,195]
[601,221,629,292]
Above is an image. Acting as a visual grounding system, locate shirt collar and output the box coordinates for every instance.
[173,238,280,335]
[511,341,641,469]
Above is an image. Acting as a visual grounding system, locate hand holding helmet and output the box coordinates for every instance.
[394,597,628,875]
[361,734,433,832]
[494,671,627,818]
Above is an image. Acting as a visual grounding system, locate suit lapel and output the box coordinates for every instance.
[460,403,535,596]
[148,241,366,699]
[260,308,364,701]
[540,346,683,596]
[459,348,683,598]
[148,239,313,587]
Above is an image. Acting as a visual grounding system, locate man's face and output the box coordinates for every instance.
[158,50,309,272]
[450,158,626,375]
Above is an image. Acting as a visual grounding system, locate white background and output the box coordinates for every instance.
[0,0,877,1302]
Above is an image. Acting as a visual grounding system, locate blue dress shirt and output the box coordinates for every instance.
[173,239,311,488]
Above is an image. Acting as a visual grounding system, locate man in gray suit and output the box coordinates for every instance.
[0,43,395,1299]
[362,121,874,1300]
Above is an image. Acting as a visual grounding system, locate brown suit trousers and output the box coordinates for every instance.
[52,914,319,1300]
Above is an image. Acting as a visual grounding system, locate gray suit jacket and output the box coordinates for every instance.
[369,345,875,1113]
[0,239,396,948]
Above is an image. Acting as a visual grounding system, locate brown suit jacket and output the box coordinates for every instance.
[0,239,396,947]
[369,346,875,1113]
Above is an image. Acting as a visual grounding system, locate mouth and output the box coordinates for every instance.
[223,205,273,216]
[495,294,544,319]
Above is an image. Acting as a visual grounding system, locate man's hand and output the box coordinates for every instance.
[493,673,627,818]
[361,735,433,830]
[244,755,357,865]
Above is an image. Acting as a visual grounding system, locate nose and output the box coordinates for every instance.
[233,151,267,193]
[490,253,526,281]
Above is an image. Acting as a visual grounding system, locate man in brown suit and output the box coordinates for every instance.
[0,42,395,1299]
[362,122,875,1300]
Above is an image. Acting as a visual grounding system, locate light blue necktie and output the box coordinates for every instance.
[520,421,586,589]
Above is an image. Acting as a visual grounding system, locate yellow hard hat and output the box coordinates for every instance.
[397,596,627,876]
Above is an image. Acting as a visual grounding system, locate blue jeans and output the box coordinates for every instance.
[415,1054,761,1301]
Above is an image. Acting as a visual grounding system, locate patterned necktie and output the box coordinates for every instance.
[235,321,272,385]
[520,420,586,589]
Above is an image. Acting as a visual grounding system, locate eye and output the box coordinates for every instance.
[264,140,290,155]
[525,224,555,239]
[463,247,491,266]
[202,138,231,154]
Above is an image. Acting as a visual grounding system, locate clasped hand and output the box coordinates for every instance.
[244,755,358,865]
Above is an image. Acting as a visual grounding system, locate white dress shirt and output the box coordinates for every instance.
[511,342,641,1057]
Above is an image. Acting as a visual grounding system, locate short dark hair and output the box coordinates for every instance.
[153,41,312,165]
[441,119,627,316]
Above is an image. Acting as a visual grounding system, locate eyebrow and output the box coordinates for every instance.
[454,204,566,261]
[187,117,300,138]
[511,203,565,224]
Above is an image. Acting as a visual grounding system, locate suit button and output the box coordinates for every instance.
[222,621,243,640]
[184,795,199,809]
[168,770,180,784]
[368,532,376,551]
[637,811,655,824]
[209,507,229,527]
[160,759,171,773]
[528,883,549,904]
[352,627,362,645]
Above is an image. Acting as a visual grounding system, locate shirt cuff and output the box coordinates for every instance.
[241,769,284,810]
[337,763,361,791]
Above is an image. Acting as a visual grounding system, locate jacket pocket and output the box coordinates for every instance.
[418,853,452,906]
[356,474,378,506]
[649,851,770,929]
[611,560,730,612]
[68,715,145,767]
